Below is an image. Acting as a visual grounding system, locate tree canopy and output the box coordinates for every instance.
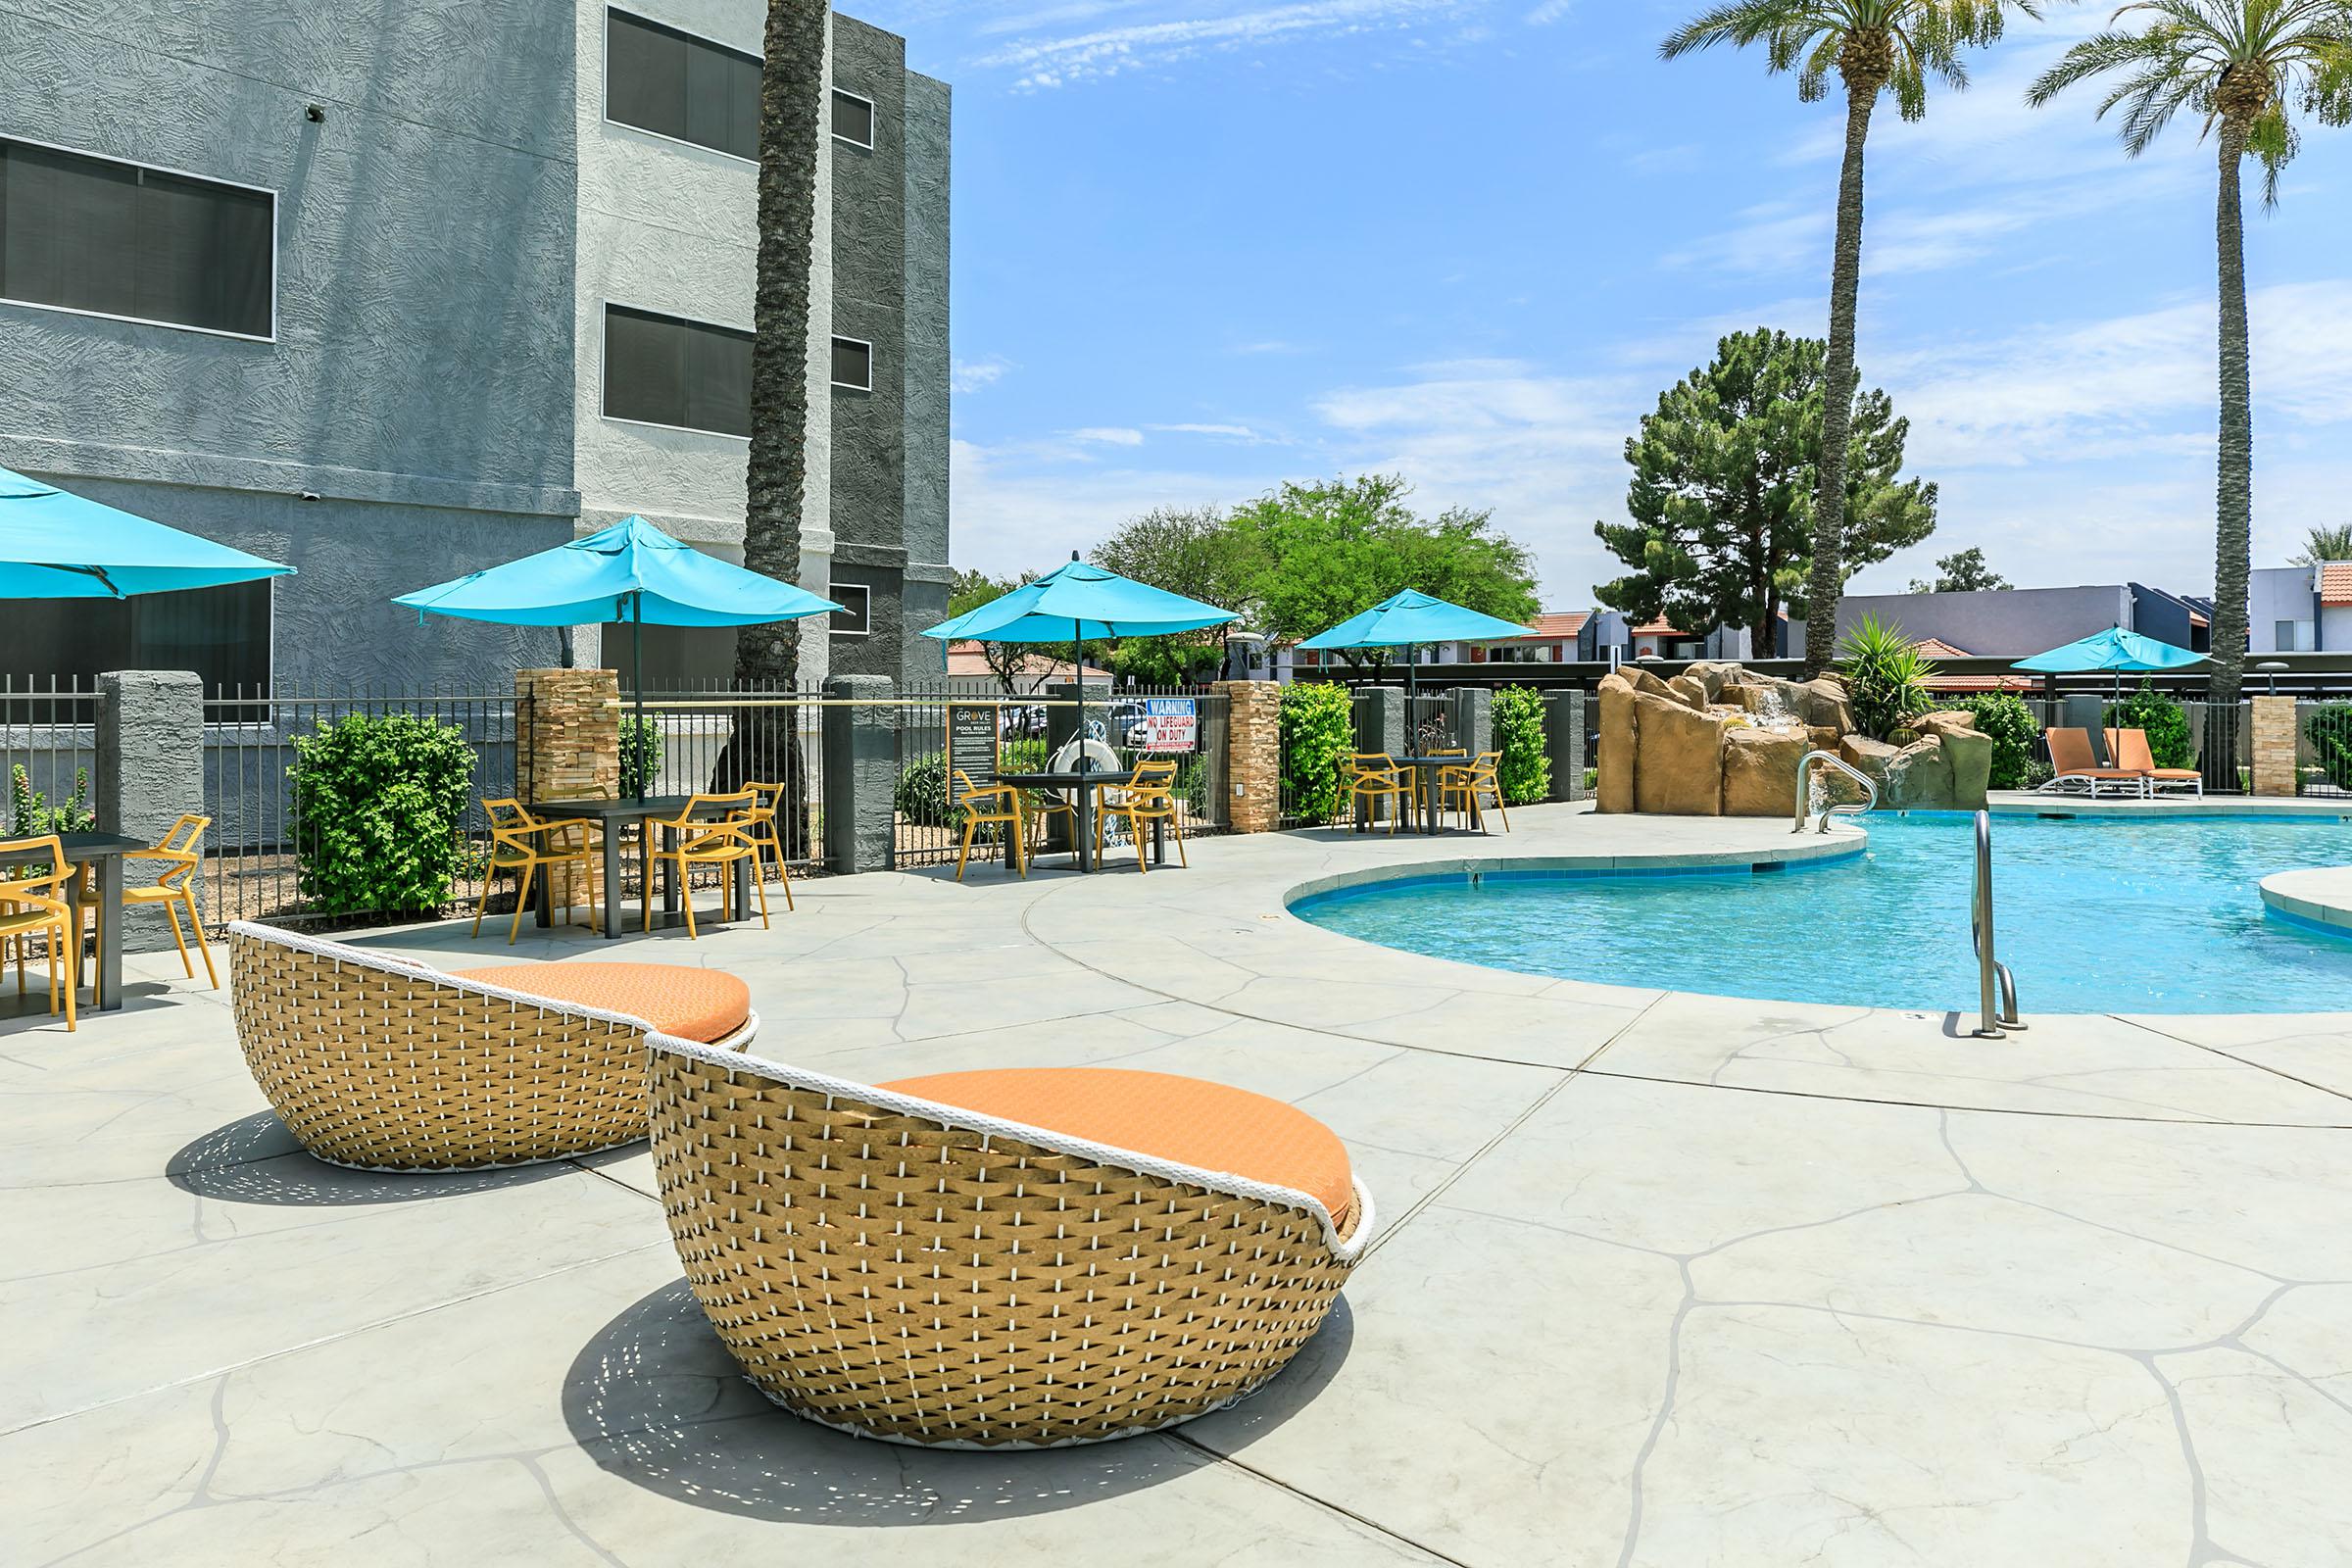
[1592,328,1936,651]
[2292,523,2352,566]
[1910,546,2010,592]
[946,567,1039,692]
[1088,505,1266,684]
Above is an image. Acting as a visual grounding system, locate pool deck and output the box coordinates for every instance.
[7,802,2352,1566]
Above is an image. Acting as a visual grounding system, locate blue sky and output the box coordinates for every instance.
[855,0,2352,610]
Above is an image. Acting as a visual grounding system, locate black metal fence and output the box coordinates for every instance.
[893,684,1230,870]
[620,678,827,869]
[2296,701,2352,796]
[1,677,100,840]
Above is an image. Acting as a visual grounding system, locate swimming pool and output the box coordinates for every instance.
[1289,812,2352,1014]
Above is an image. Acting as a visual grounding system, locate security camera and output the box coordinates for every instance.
[305,104,326,123]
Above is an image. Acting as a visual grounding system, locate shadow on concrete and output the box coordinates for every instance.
[166,1111,574,1206]
[562,1278,1352,1523]
[0,978,181,1033]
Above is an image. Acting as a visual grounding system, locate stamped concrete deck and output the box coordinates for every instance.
[7,803,2352,1566]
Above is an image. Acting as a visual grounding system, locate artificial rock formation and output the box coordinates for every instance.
[1595,662,1988,817]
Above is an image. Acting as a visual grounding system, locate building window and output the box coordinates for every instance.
[831,335,873,392]
[829,581,871,638]
[2277,619,2302,652]
[605,8,760,162]
[603,304,753,438]
[0,138,273,339]
[832,88,876,149]
[0,578,271,697]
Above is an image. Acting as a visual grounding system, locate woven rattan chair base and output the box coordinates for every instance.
[648,1041,1367,1449]
[228,924,757,1173]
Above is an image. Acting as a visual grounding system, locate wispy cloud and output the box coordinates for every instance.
[1150,420,1277,441]
[953,356,1014,393]
[1069,425,1148,445]
[975,0,1474,89]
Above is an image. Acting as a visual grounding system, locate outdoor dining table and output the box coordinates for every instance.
[523,796,755,940]
[995,767,1166,873]
[0,831,138,1011]
[1356,756,1483,836]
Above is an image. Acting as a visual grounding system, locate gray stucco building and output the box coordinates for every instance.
[0,2,949,696]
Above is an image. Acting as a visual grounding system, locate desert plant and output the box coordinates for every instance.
[8,763,95,838]
[1951,692,2042,789]
[1279,682,1355,825]
[288,712,478,915]
[894,754,953,828]
[1836,615,1936,739]
[2105,681,2194,769]
[1494,686,1552,805]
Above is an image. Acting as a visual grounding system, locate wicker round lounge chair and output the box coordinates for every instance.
[647,1038,1375,1448]
[226,921,758,1172]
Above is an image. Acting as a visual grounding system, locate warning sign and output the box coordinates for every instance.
[1138,697,1198,752]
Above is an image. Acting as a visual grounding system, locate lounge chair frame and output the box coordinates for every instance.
[648,1033,1373,1449]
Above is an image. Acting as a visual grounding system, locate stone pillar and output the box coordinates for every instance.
[2252,696,2297,797]
[1355,685,1406,828]
[823,674,896,873]
[97,670,202,952]
[1215,680,1279,833]
[1044,679,1112,754]
[1457,687,1494,760]
[1545,691,1588,802]
[514,668,618,915]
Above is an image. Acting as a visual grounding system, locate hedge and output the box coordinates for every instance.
[1494,686,1550,805]
[1279,683,1354,825]
[289,712,478,915]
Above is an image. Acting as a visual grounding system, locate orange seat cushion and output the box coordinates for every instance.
[877,1067,1356,1226]
[451,962,751,1045]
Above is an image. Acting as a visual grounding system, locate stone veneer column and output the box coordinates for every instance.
[823,674,896,873]
[514,668,617,916]
[2251,696,2298,797]
[96,670,202,951]
[1544,691,1588,802]
[1215,680,1279,833]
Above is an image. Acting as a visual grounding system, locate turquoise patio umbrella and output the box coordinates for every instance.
[0,466,291,599]
[2015,627,2208,764]
[396,515,843,798]
[920,552,1237,741]
[1298,589,1533,703]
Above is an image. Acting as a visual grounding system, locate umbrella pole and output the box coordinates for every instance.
[632,592,646,803]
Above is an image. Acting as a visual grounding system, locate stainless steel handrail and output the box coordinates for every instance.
[1970,809,2024,1038]
[1792,750,1878,833]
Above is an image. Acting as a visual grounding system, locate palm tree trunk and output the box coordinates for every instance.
[2209,123,2253,710]
[1803,82,1877,678]
[716,0,826,842]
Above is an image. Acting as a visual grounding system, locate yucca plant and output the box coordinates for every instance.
[1837,614,1938,738]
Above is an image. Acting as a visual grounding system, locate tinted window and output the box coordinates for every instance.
[0,578,271,697]
[0,140,271,337]
[607,10,760,161]
[831,336,872,391]
[604,304,754,437]
[832,89,875,148]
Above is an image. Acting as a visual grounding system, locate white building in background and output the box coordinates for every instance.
[2250,563,2352,653]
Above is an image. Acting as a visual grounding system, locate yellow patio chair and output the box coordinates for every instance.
[1097,758,1186,872]
[74,812,218,1004]
[0,836,77,1030]
[1346,753,1410,834]
[954,769,1028,880]
[473,799,600,945]
[738,780,797,911]
[1435,751,1510,833]
[646,791,767,938]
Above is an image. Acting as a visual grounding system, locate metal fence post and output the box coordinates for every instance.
[824,674,897,873]
[97,669,202,952]
[1544,691,1587,801]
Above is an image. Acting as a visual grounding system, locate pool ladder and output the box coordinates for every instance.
[1971,809,2025,1039]
[1791,751,1878,833]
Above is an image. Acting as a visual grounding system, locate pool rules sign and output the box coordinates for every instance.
[946,705,998,805]
[1139,697,1198,752]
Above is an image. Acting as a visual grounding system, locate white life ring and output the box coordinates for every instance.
[1049,737,1124,808]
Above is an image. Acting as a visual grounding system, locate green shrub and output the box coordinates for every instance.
[1837,616,1936,741]
[1494,686,1550,805]
[9,763,95,838]
[288,713,478,915]
[1950,693,2041,791]
[1280,683,1354,825]
[619,714,662,798]
[895,754,953,827]
[2304,703,2352,785]
[2104,681,2192,769]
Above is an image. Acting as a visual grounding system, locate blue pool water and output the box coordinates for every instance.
[1290,813,2352,1014]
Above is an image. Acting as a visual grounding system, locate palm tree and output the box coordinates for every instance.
[2029,2,2352,709]
[2293,521,2352,564]
[1664,1,2055,676]
[719,1,828,822]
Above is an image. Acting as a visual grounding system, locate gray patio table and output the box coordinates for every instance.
[996,766,1165,872]
[522,796,754,939]
[0,831,137,1011]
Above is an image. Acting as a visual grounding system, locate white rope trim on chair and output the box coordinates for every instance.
[223,919,757,1046]
[647,1030,1376,1260]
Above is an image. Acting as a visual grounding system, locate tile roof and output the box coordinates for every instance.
[2322,563,2352,606]
[943,642,1111,681]
[1630,617,1681,635]
[1522,611,1591,640]
[1911,637,1974,659]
